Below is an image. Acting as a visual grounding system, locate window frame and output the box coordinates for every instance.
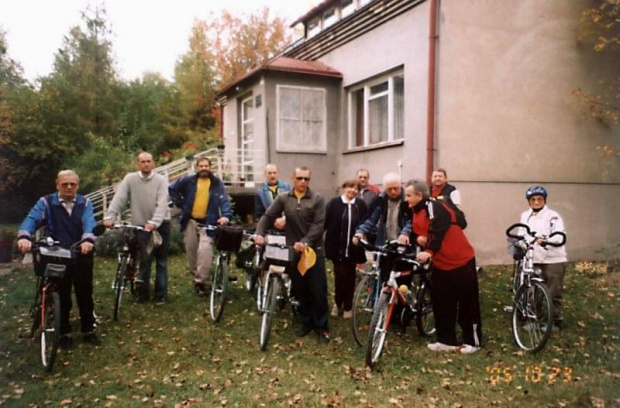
[347,70,405,150]
[276,84,327,154]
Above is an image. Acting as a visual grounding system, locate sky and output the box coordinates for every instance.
[0,0,318,82]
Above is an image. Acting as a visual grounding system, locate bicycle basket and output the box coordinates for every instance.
[44,263,67,279]
[507,238,527,260]
[213,225,244,252]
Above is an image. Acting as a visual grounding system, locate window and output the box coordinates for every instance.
[323,7,337,29]
[307,18,320,38]
[277,85,326,152]
[241,96,254,181]
[348,71,405,149]
[341,0,355,18]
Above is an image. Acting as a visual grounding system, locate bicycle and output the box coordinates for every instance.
[235,229,263,295]
[28,237,79,371]
[258,236,299,351]
[202,224,242,323]
[109,223,142,321]
[506,223,566,353]
[364,241,435,368]
[352,239,435,348]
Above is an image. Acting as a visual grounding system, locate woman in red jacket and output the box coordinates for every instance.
[404,179,482,354]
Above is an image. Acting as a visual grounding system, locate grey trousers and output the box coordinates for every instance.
[184,219,214,284]
[537,262,567,323]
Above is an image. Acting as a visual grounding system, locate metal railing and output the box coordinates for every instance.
[85,147,265,220]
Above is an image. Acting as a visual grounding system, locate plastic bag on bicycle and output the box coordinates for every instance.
[235,245,256,269]
[507,237,526,260]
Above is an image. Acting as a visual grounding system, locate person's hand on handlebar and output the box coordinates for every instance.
[17,239,31,254]
[217,217,229,225]
[397,234,410,245]
[352,233,364,246]
[254,235,265,246]
[103,219,114,228]
[416,251,432,264]
[80,241,94,255]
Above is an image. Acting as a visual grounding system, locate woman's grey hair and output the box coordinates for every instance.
[405,179,429,199]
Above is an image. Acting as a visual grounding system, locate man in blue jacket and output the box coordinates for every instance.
[254,163,290,225]
[17,170,99,346]
[169,157,232,293]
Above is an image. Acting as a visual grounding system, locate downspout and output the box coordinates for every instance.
[425,0,439,184]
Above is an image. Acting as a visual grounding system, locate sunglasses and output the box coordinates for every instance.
[61,182,78,187]
[295,176,310,182]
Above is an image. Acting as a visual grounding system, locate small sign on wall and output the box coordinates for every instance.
[255,94,262,108]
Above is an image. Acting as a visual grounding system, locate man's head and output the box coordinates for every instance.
[431,168,448,188]
[404,179,429,208]
[525,185,547,211]
[291,166,311,195]
[382,172,402,199]
[264,164,280,185]
[196,157,212,178]
[356,169,370,188]
[56,170,80,201]
[137,152,155,176]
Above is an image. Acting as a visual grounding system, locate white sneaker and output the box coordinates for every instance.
[459,344,480,354]
[343,310,353,319]
[427,342,459,352]
[331,304,340,317]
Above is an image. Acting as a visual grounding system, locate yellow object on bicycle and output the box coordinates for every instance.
[298,246,316,276]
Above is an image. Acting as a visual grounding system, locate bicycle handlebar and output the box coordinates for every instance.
[111,222,145,231]
[358,238,414,256]
[506,223,566,247]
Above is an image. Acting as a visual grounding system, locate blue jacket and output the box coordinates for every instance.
[355,190,411,245]
[18,193,96,246]
[254,180,291,219]
[168,173,233,235]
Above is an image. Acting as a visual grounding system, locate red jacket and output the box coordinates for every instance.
[412,200,474,270]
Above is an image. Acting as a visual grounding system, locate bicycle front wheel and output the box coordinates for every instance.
[259,276,280,351]
[511,281,553,353]
[41,291,61,371]
[365,291,391,368]
[352,273,378,347]
[113,256,127,321]
[415,283,436,337]
[210,257,229,322]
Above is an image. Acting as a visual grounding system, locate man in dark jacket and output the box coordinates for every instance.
[255,166,330,344]
[17,170,99,346]
[169,157,232,293]
[430,168,461,207]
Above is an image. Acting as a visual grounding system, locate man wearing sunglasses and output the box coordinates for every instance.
[254,166,330,344]
[17,170,99,347]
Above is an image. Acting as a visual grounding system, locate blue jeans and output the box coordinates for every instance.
[137,221,170,301]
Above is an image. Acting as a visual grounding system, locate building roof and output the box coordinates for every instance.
[217,56,342,97]
[290,0,337,27]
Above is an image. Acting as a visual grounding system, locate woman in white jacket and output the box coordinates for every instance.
[520,186,567,331]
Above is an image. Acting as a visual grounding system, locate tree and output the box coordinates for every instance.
[574,0,620,158]
[206,7,291,86]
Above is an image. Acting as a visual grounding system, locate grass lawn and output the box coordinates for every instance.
[0,255,618,407]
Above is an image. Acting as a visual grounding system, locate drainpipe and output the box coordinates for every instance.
[426,0,439,185]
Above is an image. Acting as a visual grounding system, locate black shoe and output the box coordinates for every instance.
[154,298,166,305]
[134,297,148,304]
[296,325,313,338]
[59,334,73,349]
[194,282,207,295]
[319,331,331,344]
[83,331,101,345]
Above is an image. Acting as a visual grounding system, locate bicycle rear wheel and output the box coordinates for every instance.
[40,291,61,371]
[259,276,280,351]
[415,283,436,337]
[210,257,228,322]
[113,257,127,321]
[511,281,553,353]
[352,273,378,347]
[365,291,390,368]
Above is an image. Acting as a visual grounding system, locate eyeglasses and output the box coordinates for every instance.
[295,176,310,182]
[61,182,77,187]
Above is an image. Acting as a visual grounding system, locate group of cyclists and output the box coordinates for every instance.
[16,152,568,355]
